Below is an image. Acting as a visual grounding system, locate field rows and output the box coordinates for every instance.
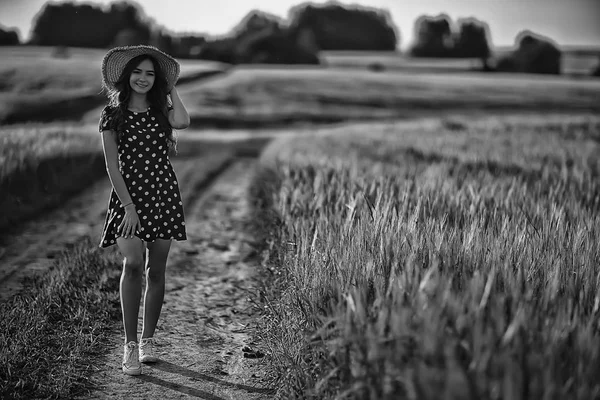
[180,67,600,126]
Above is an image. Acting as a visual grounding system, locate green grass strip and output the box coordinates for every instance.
[0,240,120,399]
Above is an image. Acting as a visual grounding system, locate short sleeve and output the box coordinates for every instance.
[99,106,113,133]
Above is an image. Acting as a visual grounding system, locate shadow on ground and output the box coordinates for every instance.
[137,360,275,399]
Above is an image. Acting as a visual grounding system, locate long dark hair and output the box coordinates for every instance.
[104,54,175,148]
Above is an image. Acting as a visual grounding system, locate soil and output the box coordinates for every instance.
[0,156,275,399]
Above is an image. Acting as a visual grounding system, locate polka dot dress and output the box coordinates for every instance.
[98,105,186,248]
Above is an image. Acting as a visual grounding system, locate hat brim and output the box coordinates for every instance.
[101,45,180,92]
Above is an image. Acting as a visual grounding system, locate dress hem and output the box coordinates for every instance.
[99,236,188,249]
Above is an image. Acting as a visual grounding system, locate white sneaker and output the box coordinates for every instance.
[139,337,159,363]
[122,341,142,375]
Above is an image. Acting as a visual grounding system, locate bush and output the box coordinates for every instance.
[236,27,320,65]
[592,62,600,77]
[495,31,562,75]
[495,54,519,72]
[0,27,19,45]
[367,62,385,72]
[197,37,238,64]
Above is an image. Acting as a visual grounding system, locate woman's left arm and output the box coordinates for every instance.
[168,87,191,129]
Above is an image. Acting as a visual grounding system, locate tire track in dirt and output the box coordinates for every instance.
[0,177,111,301]
[82,157,274,399]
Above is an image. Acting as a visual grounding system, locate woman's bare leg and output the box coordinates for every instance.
[116,237,145,344]
[141,239,172,339]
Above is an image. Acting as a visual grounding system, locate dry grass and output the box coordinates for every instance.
[250,113,600,399]
[0,123,101,178]
[181,67,600,128]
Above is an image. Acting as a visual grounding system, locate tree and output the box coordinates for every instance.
[409,15,493,63]
[410,14,454,57]
[288,2,399,51]
[454,18,491,61]
[29,0,151,48]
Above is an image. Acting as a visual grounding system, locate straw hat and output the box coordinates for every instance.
[101,45,180,91]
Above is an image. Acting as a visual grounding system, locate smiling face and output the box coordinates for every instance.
[129,58,155,95]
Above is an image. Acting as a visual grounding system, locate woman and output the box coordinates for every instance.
[98,45,190,375]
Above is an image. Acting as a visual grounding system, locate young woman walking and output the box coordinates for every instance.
[98,45,190,375]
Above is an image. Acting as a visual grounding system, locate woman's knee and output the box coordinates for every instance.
[123,256,144,276]
[146,263,166,283]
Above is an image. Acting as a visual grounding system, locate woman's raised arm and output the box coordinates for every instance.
[168,87,190,129]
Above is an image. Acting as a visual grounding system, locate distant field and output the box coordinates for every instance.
[253,113,600,398]
[321,51,481,72]
[2,46,598,126]
[0,46,226,94]
[322,49,600,76]
[0,46,228,124]
[180,66,600,127]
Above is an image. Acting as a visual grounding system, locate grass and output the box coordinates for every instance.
[0,123,105,233]
[181,67,600,129]
[249,113,600,399]
[0,239,121,399]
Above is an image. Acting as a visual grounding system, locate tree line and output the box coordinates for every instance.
[0,2,496,60]
[1,0,597,75]
[1,1,398,60]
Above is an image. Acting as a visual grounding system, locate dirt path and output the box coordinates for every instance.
[82,158,274,399]
[0,153,275,399]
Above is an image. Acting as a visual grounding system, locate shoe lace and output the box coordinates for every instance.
[141,338,157,354]
[124,342,137,364]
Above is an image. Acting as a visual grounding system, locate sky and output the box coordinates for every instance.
[1,0,599,49]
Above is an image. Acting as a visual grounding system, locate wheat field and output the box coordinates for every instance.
[252,113,600,399]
